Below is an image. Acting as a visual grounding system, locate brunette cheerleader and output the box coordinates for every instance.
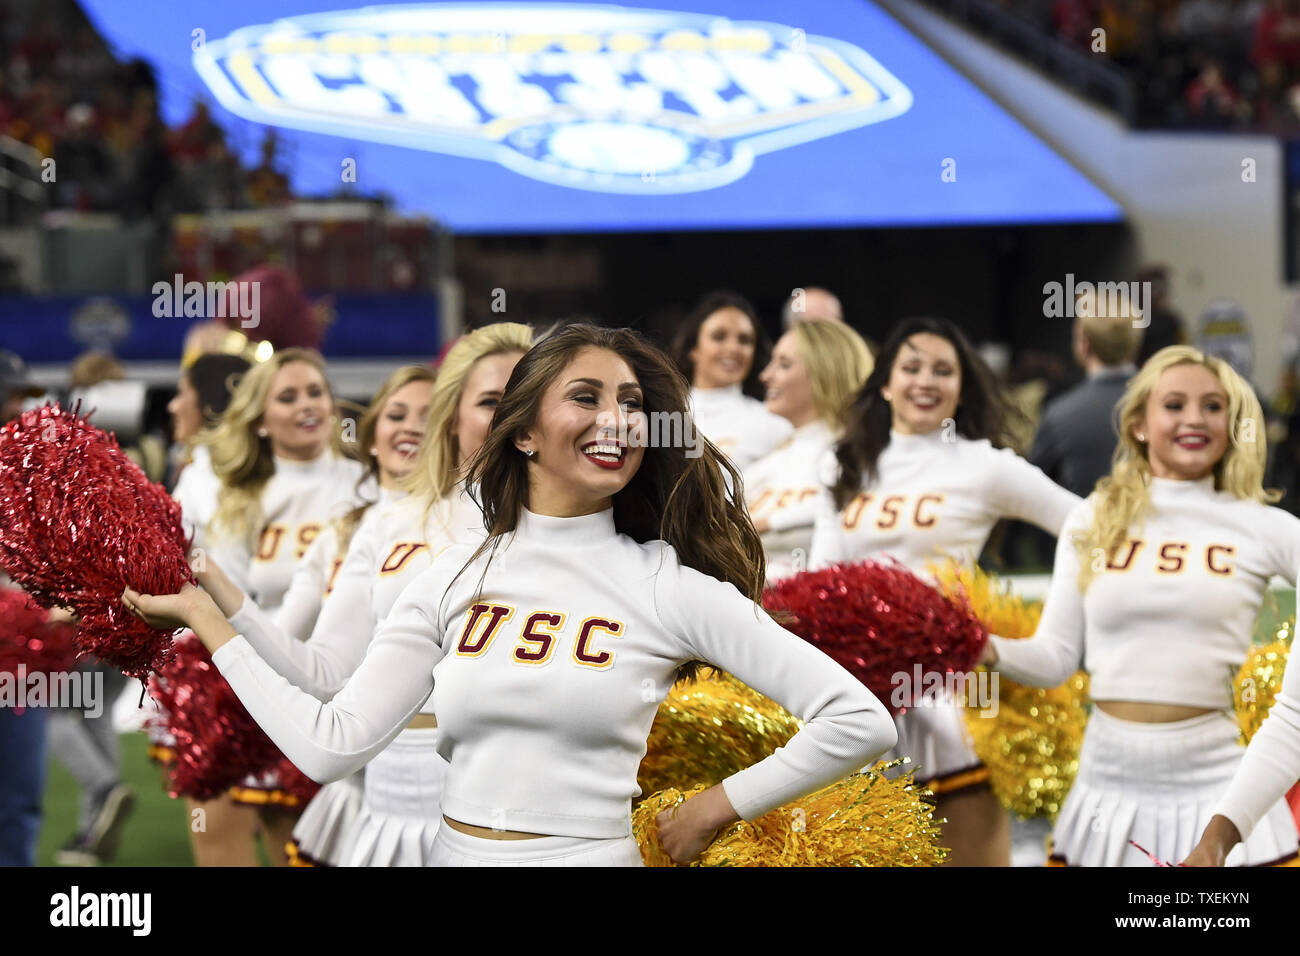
[126,324,896,867]
[191,323,532,865]
[744,319,873,582]
[983,345,1300,867]
[809,317,1079,866]
[670,291,791,469]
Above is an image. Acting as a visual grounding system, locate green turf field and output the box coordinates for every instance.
[37,731,194,866]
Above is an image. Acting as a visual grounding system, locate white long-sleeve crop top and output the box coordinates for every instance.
[809,430,1078,575]
[991,476,1300,711]
[211,506,897,839]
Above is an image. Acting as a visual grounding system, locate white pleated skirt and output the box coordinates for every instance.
[888,695,986,792]
[288,774,364,866]
[430,825,644,867]
[1049,708,1300,867]
[344,726,446,867]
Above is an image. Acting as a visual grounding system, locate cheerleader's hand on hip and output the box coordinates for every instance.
[656,783,740,864]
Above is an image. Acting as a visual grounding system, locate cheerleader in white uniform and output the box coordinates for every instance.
[240,365,436,866]
[809,317,1079,866]
[671,291,792,469]
[1186,633,1300,865]
[189,348,367,867]
[744,320,873,582]
[127,325,897,867]
[193,324,532,865]
[984,346,1300,867]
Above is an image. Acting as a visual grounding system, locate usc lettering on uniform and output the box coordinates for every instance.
[324,557,344,596]
[841,492,945,532]
[380,543,429,575]
[750,487,819,514]
[255,522,322,562]
[455,604,624,669]
[1106,539,1236,576]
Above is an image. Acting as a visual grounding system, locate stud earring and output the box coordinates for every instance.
[257,428,268,438]
[523,448,535,458]
[1136,433,1145,442]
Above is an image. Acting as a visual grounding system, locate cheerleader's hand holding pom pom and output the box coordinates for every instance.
[654,784,739,863]
[121,584,238,654]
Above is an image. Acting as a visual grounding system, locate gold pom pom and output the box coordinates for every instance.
[930,561,1090,820]
[637,671,804,796]
[633,761,947,867]
[1235,618,1293,744]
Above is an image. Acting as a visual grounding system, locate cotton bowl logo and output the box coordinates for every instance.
[194,3,913,193]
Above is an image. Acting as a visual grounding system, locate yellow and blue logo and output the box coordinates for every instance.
[194,3,913,193]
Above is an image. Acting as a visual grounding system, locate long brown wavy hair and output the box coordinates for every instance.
[460,324,767,680]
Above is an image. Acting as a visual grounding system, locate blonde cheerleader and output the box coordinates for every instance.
[192,324,532,865]
[744,320,873,582]
[126,324,896,867]
[223,364,436,866]
[984,346,1300,867]
[188,348,366,867]
[809,317,1079,866]
[671,291,792,469]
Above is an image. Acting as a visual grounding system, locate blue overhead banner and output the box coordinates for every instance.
[80,0,1123,232]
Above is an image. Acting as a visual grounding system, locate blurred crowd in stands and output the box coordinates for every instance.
[962,0,1300,131]
[0,3,293,219]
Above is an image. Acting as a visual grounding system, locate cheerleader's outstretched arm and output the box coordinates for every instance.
[216,524,385,701]
[124,562,448,783]
[982,506,1086,687]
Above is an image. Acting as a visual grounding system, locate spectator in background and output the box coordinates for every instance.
[1030,286,1142,498]
[1134,264,1187,366]
[52,103,115,212]
[1185,59,1245,127]
[780,286,844,329]
[247,130,291,207]
[0,349,47,867]
[1253,0,1300,68]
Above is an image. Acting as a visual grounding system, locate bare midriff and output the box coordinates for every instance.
[1095,700,1216,722]
[443,816,549,840]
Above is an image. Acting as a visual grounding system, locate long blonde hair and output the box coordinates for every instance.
[1076,345,1276,589]
[401,323,533,509]
[205,348,344,544]
[790,319,874,427]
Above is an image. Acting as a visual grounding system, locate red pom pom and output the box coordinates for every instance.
[148,633,284,801]
[0,404,192,680]
[763,560,988,716]
[0,586,78,676]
